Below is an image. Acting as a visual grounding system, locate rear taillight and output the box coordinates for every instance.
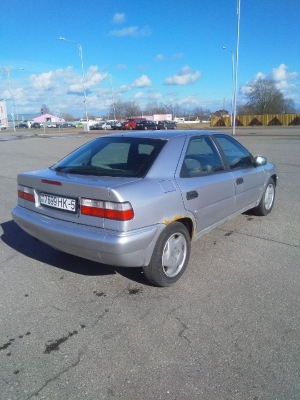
[18,185,35,202]
[81,199,134,221]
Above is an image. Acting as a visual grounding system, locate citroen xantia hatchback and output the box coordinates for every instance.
[12,130,278,286]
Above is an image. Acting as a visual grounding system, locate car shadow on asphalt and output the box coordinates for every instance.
[1,220,149,285]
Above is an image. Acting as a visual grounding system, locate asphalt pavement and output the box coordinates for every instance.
[0,129,299,399]
[1,124,300,141]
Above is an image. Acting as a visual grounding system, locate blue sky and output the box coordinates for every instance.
[0,0,299,118]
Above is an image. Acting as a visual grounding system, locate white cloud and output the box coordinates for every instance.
[155,53,184,61]
[134,92,145,99]
[29,70,62,90]
[155,54,165,61]
[112,13,125,24]
[241,64,300,102]
[271,64,298,82]
[119,85,132,92]
[109,26,151,37]
[178,95,199,106]
[172,53,184,59]
[68,68,108,93]
[132,75,151,88]
[115,64,127,70]
[252,64,298,83]
[134,91,162,100]
[164,66,201,85]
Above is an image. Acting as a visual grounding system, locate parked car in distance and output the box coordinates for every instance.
[47,123,62,128]
[17,123,29,129]
[12,130,278,287]
[101,122,112,130]
[136,120,157,130]
[157,120,177,130]
[90,123,104,130]
[75,122,84,128]
[0,123,7,129]
[123,118,146,130]
[61,123,75,128]
[111,121,123,130]
[31,122,42,128]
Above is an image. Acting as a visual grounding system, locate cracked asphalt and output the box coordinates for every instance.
[0,128,300,399]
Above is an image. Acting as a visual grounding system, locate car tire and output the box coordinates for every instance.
[253,178,275,216]
[143,222,191,287]
[144,126,148,130]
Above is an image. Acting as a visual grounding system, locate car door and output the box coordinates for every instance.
[175,135,235,234]
[212,134,265,212]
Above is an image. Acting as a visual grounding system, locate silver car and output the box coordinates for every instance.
[12,130,278,287]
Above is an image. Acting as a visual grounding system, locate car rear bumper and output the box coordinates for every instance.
[12,206,163,267]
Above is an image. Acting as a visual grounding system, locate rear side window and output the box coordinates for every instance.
[51,137,166,178]
[213,135,253,170]
[180,136,224,177]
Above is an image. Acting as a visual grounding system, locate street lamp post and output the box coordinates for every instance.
[1,66,24,131]
[109,74,116,121]
[232,0,241,136]
[59,37,89,131]
[222,46,235,128]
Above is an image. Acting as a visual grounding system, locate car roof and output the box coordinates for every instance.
[108,129,228,140]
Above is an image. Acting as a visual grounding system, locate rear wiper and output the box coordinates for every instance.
[53,165,68,172]
[54,165,124,175]
[54,165,108,172]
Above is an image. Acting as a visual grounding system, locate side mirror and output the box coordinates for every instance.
[254,155,267,166]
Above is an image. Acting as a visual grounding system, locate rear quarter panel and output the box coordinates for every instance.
[107,135,194,231]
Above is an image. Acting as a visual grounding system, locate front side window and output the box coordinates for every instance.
[51,137,166,178]
[180,136,224,177]
[214,135,253,170]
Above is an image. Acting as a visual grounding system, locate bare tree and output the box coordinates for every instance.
[109,101,124,120]
[123,101,142,118]
[283,98,296,113]
[61,113,75,121]
[192,107,212,121]
[41,104,51,114]
[240,79,295,115]
[144,101,166,115]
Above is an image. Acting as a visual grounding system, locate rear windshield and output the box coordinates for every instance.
[51,137,167,178]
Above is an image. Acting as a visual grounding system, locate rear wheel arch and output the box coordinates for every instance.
[271,173,277,186]
[175,217,194,239]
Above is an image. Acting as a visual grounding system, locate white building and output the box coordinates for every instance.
[0,99,8,128]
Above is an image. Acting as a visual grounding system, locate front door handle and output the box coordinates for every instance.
[236,177,244,185]
[186,190,198,200]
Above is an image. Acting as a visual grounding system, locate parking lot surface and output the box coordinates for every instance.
[0,128,300,399]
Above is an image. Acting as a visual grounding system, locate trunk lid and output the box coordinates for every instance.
[17,168,140,229]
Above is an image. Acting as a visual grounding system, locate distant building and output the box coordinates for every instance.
[34,113,65,123]
[15,113,65,124]
[130,114,173,122]
[153,114,172,122]
[0,99,8,127]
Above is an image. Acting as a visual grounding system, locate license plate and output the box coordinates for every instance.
[40,193,77,213]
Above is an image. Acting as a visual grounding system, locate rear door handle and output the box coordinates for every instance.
[186,190,198,200]
[236,177,244,185]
